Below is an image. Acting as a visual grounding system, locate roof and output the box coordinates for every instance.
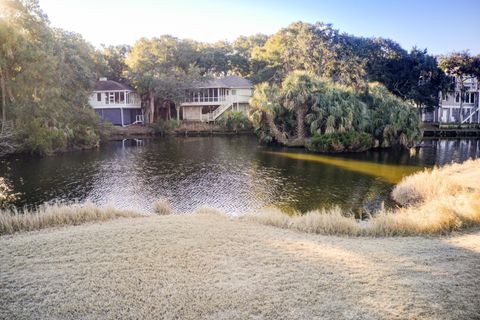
[94,79,134,92]
[194,76,253,89]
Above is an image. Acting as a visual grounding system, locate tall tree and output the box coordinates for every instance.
[126,36,204,123]
[95,44,131,83]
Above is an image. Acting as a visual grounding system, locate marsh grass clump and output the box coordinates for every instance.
[243,207,360,236]
[154,199,172,215]
[245,159,480,236]
[0,202,140,235]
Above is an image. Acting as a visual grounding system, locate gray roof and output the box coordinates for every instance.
[194,76,253,89]
[94,79,134,91]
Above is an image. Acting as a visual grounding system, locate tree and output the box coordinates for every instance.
[439,52,480,122]
[126,36,204,123]
[250,72,421,151]
[95,44,131,83]
[250,71,322,146]
[0,0,101,155]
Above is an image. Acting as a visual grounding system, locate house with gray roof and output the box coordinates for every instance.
[181,75,253,122]
[89,77,143,126]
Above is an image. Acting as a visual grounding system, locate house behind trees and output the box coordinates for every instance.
[89,78,143,126]
[181,76,253,122]
[422,76,480,124]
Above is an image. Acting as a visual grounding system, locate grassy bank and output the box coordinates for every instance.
[246,158,480,236]
[1,212,479,319]
[1,161,480,319]
[1,159,479,237]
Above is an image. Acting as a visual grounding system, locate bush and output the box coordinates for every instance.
[217,111,252,131]
[307,131,373,153]
[0,178,18,209]
[150,119,179,135]
[154,199,172,215]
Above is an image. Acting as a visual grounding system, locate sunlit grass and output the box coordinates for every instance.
[266,151,422,183]
[0,202,141,235]
[245,159,480,236]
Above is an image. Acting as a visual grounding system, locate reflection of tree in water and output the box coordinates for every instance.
[2,136,480,214]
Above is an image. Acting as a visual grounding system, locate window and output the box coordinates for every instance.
[442,93,448,101]
[455,92,460,103]
[97,93,101,102]
[465,92,475,104]
[231,89,237,95]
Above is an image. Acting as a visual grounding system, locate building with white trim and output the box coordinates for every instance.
[422,76,480,124]
[180,76,253,122]
[89,78,143,126]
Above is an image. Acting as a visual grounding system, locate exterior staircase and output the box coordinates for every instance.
[462,106,480,124]
[200,99,234,122]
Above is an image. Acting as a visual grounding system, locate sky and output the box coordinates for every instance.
[39,0,480,55]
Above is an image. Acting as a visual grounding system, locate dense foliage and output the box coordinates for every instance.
[0,0,104,155]
[307,131,373,153]
[1,1,478,156]
[217,111,252,131]
[249,72,422,152]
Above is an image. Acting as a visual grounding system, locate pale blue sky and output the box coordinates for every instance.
[39,0,480,55]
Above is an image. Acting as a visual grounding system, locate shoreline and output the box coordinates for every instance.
[1,159,479,318]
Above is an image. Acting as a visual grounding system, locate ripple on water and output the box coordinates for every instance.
[1,136,479,214]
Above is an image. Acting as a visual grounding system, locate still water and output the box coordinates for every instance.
[1,136,479,215]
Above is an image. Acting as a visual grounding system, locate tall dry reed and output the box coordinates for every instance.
[0,202,141,235]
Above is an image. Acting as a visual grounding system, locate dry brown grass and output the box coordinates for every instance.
[392,158,480,206]
[0,202,141,235]
[1,213,479,319]
[154,198,172,215]
[246,159,480,236]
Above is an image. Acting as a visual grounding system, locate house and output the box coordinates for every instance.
[180,75,253,122]
[422,76,480,124]
[89,78,143,126]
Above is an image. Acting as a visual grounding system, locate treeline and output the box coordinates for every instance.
[1,0,479,155]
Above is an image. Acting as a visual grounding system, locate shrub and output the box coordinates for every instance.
[154,199,172,215]
[217,111,252,131]
[150,119,179,135]
[307,131,373,153]
[0,178,18,209]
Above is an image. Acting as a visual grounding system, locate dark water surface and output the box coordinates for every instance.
[1,136,479,215]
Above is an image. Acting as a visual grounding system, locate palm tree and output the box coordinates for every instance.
[282,71,323,144]
[249,83,292,145]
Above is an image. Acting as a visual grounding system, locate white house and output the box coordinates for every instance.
[422,76,480,124]
[89,78,143,126]
[180,75,253,122]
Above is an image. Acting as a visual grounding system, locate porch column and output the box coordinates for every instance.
[120,107,124,127]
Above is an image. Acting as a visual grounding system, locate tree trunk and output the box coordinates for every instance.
[0,67,6,134]
[295,105,307,142]
[264,112,304,147]
[148,91,155,123]
[167,101,171,120]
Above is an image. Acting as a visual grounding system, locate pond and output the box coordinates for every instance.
[1,136,479,215]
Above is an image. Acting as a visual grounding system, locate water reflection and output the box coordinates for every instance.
[1,136,479,215]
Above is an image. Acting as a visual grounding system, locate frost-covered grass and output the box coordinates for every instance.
[1,213,479,319]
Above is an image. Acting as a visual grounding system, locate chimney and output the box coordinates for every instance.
[99,77,107,81]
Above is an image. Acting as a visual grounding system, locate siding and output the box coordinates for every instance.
[95,108,142,125]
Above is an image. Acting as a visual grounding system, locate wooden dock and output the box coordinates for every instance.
[422,123,480,137]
